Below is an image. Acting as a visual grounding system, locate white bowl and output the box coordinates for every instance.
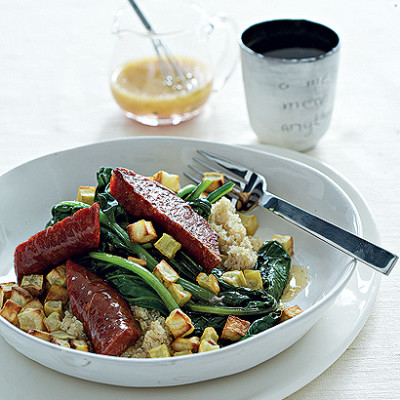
[0,137,359,387]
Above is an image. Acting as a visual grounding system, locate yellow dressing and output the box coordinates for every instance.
[279,264,310,308]
[110,57,213,119]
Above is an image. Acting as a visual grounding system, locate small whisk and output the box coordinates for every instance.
[127,0,195,91]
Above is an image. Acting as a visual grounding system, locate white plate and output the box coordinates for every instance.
[0,137,364,388]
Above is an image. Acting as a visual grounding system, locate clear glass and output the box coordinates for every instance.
[110,0,236,126]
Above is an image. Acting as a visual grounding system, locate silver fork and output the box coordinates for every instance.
[185,149,398,276]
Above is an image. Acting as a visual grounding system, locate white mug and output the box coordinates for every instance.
[240,20,340,151]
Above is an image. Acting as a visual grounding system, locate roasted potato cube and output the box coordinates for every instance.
[18,308,45,332]
[173,350,192,357]
[165,309,194,338]
[45,285,68,305]
[28,329,51,342]
[171,336,200,352]
[243,270,263,290]
[20,274,44,297]
[271,234,294,257]
[198,339,220,353]
[50,337,70,348]
[22,299,44,312]
[221,315,251,341]
[0,282,18,308]
[70,339,89,352]
[167,283,192,307]
[238,213,259,236]
[51,330,75,340]
[220,271,247,288]
[280,305,303,322]
[154,233,182,259]
[44,300,63,317]
[10,286,33,307]
[202,172,224,193]
[0,299,22,325]
[200,327,219,343]
[127,220,158,244]
[46,265,67,287]
[44,311,62,332]
[153,260,179,287]
[152,171,181,193]
[196,273,220,295]
[149,343,171,358]
[76,186,96,205]
[127,256,147,267]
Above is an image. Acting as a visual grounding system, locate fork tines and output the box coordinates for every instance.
[185,150,250,204]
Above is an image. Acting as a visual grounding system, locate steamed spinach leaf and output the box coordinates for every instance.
[255,240,291,301]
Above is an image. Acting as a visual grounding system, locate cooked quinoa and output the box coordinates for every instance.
[121,306,173,358]
[209,197,262,271]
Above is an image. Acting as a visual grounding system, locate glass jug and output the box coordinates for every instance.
[110,0,237,126]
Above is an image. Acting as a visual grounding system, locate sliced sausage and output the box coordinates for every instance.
[110,168,221,273]
[14,203,100,282]
[66,260,141,356]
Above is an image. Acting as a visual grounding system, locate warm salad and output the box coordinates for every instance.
[0,167,305,358]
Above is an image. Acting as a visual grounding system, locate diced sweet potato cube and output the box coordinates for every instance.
[20,274,44,297]
[0,299,22,325]
[51,330,74,340]
[127,220,157,244]
[22,299,44,312]
[9,286,33,307]
[243,270,263,290]
[200,327,219,343]
[238,213,259,236]
[18,308,45,332]
[154,233,182,259]
[165,309,194,338]
[153,260,179,287]
[28,329,51,342]
[167,283,192,307]
[280,305,303,322]
[220,271,247,287]
[0,283,17,307]
[271,234,294,257]
[173,350,192,356]
[221,315,251,341]
[45,285,69,305]
[152,171,181,193]
[171,336,200,352]
[50,337,70,348]
[202,172,225,193]
[46,265,67,287]
[196,273,220,295]
[149,343,171,358]
[76,186,96,205]
[44,311,62,332]
[44,300,63,318]
[198,339,220,352]
[70,339,89,352]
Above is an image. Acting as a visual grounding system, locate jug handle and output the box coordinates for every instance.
[207,14,238,92]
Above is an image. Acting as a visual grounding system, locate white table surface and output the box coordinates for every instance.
[1,0,399,398]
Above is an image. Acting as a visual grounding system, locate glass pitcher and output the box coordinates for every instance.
[110,0,237,126]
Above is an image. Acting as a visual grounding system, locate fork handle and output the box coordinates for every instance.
[260,195,398,275]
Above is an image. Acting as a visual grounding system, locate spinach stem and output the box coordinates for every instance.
[89,252,179,313]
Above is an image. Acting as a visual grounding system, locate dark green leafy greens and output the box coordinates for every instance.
[46,166,292,340]
[254,240,291,301]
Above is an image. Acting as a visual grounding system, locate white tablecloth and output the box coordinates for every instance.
[1,0,399,398]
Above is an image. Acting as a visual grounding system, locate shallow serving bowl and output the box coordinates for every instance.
[0,137,360,387]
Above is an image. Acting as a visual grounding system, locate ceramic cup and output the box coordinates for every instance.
[240,20,340,151]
